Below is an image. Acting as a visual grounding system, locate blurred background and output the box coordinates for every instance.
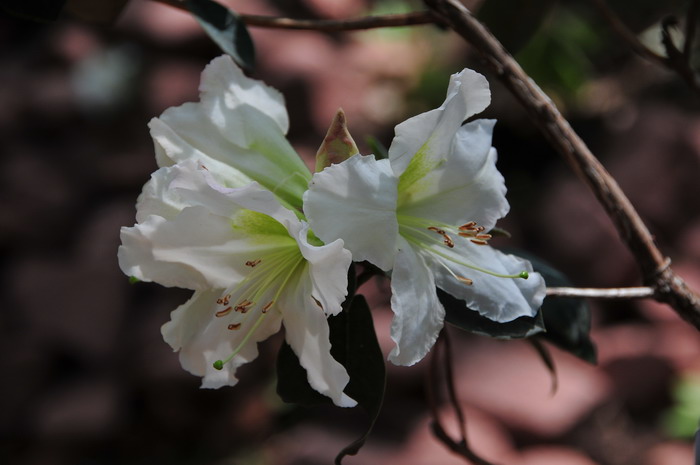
[1,0,700,464]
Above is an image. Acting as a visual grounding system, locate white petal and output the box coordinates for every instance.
[397,121,509,230]
[149,55,311,209]
[294,223,352,316]
[119,207,253,290]
[388,68,491,177]
[432,239,546,322]
[281,275,356,407]
[304,154,399,271]
[134,163,192,223]
[388,237,445,366]
[199,55,289,138]
[161,289,283,389]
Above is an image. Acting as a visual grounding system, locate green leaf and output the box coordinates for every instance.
[0,0,67,22]
[528,338,558,394]
[515,251,597,364]
[441,288,546,339]
[186,0,255,70]
[364,135,389,160]
[276,295,386,464]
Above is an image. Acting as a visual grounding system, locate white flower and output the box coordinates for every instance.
[304,69,546,366]
[148,55,311,211]
[119,159,356,407]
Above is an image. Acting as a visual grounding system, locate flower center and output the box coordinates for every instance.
[212,212,308,371]
[397,214,529,283]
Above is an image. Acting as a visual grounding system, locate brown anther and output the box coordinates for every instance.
[245,259,262,268]
[458,231,476,238]
[262,301,274,313]
[227,323,241,330]
[457,276,473,285]
[235,300,253,313]
[475,234,492,240]
[459,221,477,230]
[443,237,455,248]
[470,239,489,245]
[200,164,209,171]
[217,294,231,306]
[475,226,485,233]
[215,307,233,317]
[428,226,446,234]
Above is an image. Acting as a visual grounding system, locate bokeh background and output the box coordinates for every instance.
[2,0,700,464]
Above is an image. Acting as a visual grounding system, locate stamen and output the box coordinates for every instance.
[245,259,262,268]
[213,311,270,370]
[235,300,254,313]
[215,307,233,317]
[261,301,274,313]
[311,296,324,310]
[459,221,476,230]
[216,294,231,306]
[428,226,455,248]
[228,323,241,330]
[457,276,473,285]
[470,239,489,245]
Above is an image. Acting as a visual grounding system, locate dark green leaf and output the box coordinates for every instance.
[441,288,546,339]
[276,295,386,464]
[477,0,555,54]
[528,338,558,394]
[514,251,597,364]
[186,0,255,70]
[0,0,67,22]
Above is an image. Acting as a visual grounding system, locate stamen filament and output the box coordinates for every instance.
[213,310,269,370]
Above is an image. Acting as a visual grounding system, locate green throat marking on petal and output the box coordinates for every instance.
[396,138,444,206]
[397,213,529,281]
[232,210,293,241]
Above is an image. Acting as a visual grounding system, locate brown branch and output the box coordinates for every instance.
[155,0,438,31]
[427,333,498,465]
[546,286,655,299]
[423,0,700,329]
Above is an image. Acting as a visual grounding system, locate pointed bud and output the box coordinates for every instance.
[315,108,359,172]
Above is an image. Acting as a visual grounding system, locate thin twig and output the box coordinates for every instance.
[546,286,655,299]
[588,0,667,65]
[423,0,700,329]
[683,0,700,59]
[427,333,498,465]
[155,0,438,31]
[588,0,700,93]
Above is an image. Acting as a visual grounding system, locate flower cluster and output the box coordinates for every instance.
[118,56,546,407]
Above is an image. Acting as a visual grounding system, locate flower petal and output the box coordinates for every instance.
[199,55,289,138]
[304,154,399,271]
[432,239,546,322]
[119,206,253,290]
[388,237,445,366]
[281,274,356,407]
[162,288,283,388]
[388,68,491,178]
[149,55,311,209]
[293,223,352,316]
[397,120,509,230]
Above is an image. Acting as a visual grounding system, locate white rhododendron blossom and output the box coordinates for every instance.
[304,69,547,366]
[148,55,311,211]
[118,159,356,407]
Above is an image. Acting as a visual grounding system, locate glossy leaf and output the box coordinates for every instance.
[515,251,597,364]
[276,294,386,464]
[441,288,546,339]
[186,0,255,70]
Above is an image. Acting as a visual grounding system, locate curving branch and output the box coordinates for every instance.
[423,0,700,329]
[155,0,438,31]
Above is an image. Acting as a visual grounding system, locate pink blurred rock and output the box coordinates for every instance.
[515,446,601,465]
[389,406,517,465]
[451,336,611,436]
[645,440,694,465]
